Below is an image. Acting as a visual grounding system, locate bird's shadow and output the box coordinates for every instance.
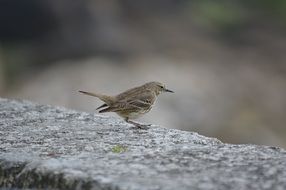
[130,126,149,130]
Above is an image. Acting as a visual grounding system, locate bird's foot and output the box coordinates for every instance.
[126,120,151,129]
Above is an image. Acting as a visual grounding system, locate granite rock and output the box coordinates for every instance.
[0,98,286,190]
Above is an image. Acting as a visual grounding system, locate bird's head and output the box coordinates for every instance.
[145,81,174,95]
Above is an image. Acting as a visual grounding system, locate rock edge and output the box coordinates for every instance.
[0,98,286,190]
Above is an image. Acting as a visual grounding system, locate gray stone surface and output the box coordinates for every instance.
[0,98,286,190]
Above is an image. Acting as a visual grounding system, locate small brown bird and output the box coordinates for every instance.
[79,81,174,128]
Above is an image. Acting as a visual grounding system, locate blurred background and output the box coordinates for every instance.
[0,0,286,148]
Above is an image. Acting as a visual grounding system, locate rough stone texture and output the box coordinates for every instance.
[0,98,286,190]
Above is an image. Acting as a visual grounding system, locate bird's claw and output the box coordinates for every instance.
[126,120,151,129]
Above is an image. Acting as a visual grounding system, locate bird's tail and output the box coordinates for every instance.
[78,90,115,105]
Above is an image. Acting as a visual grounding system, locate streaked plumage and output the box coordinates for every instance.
[79,81,173,128]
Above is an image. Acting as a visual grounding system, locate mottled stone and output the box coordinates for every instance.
[0,98,286,190]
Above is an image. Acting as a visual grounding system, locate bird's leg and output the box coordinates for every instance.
[125,118,151,129]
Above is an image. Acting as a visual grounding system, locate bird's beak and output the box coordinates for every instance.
[165,89,174,93]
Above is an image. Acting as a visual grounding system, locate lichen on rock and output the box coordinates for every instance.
[0,98,286,190]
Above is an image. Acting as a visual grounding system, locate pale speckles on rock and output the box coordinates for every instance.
[0,98,286,190]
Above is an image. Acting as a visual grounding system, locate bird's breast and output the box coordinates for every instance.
[116,107,152,119]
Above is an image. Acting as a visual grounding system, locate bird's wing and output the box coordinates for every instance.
[96,103,108,110]
[99,93,155,113]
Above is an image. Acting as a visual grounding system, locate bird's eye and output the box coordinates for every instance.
[160,86,164,89]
